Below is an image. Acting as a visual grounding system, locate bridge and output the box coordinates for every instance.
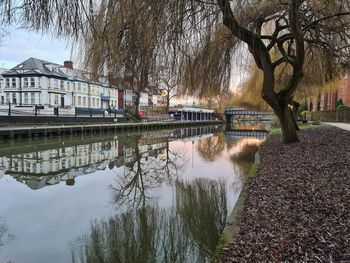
[225,107,274,122]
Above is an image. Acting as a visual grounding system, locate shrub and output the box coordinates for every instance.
[300,110,310,117]
[336,104,347,110]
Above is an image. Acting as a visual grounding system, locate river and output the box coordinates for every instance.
[0,125,266,263]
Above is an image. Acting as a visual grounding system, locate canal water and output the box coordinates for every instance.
[0,125,265,263]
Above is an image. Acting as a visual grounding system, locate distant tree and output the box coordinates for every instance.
[157,66,178,113]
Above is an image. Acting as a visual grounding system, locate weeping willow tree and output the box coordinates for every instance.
[3,0,350,143]
[239,49,343,112]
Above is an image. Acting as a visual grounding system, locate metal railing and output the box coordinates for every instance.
[0,104,124,118]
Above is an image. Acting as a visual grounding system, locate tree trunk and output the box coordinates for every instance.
[291,100,300,130]
[166,95,170,114]
[276,103,299,143]
[134,92,140,119]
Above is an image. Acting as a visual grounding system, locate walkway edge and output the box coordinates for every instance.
[322,122,350,132]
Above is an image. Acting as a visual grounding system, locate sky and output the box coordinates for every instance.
[0,26,245,104]
[0,27,71,69]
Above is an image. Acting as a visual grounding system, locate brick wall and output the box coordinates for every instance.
[341,77,350,106]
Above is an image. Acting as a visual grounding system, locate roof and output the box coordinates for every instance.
[3,57,122,89]
[169,106,214,113]
[0,68,8,75]
[3,57,67,78]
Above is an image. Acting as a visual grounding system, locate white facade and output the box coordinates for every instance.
[0,68,8,104]
[124,89,133,106]
[2,58,120,109]
[139,91,149,107]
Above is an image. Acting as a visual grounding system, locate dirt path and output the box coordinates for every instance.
[219,126,350,262]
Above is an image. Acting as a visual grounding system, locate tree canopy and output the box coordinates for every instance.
[2,0,350,142]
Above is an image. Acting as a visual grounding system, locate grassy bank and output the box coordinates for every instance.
[269,123,319,136]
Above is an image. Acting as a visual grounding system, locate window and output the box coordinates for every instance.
[5,93,10,103]
[53,79,58,89]
[12,93,16,104]
[24,78,28,87]
[54,94,59,105]
[78,83,81,92]
[60,80,64,90]
[5,78,9,88]
[30,77,35,87]
[24,93,28,104]
[83,97,86,107]
[78,96,81,106]
[31,92,35,104]
[12,78,16,88]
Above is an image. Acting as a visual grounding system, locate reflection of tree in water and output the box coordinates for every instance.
[156,140,184,183]
[111,136,185,208]
[71,207,187,263]
[0,217,9,248]
[196,134,225,162]
[229,138,263,182]
[70,179,227,263]
[176,179,227,260]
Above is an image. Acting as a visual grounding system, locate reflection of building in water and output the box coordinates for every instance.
[0,166,5,180]
[124,142,168,166]
[0,126,219,190]
[170,126,217,140]
[0,140,120,190]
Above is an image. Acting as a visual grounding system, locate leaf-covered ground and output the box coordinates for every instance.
[219,126,350,262]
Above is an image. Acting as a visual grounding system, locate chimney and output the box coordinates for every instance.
[64,61,73,69]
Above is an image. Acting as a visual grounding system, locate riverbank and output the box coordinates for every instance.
[219,125,350,262]
[0,120,223,140]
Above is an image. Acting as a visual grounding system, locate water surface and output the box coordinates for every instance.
[0,125,264,263]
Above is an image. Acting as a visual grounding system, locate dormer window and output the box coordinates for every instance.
[52,66,58,73]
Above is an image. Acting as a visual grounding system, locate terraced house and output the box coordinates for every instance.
[1,58,121,109]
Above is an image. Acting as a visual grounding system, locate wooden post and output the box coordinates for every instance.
[336,110,339,122]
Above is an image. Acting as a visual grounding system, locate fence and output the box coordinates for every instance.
[0,104,124,118]
[307,108,350,123]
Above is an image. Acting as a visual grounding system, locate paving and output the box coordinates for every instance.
[323,122,350,132]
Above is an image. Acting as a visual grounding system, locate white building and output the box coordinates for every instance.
[124,89,133,107]
[0,68,8,104]
[1,58,121,109]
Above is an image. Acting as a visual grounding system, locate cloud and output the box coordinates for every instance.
[0,28,71,69]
